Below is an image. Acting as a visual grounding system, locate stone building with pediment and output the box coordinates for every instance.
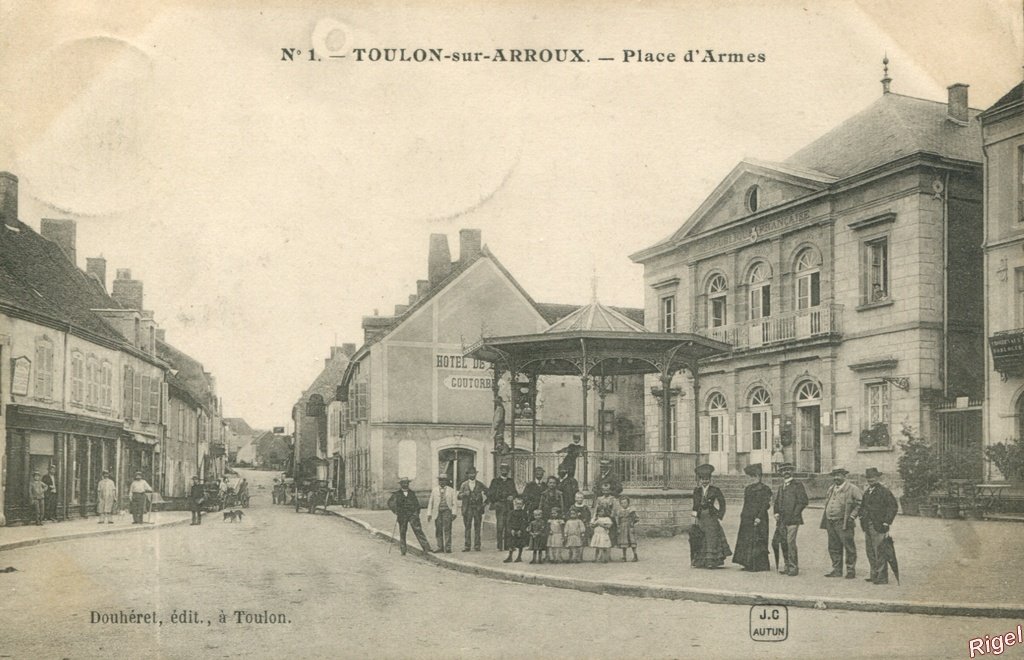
[631,77,984,482]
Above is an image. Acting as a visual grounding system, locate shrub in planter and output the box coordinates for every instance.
[984,437,1024,482]
[860,422,892,448]
[897,424,939,508]
[899,496,920,516]
[919,502,938,517]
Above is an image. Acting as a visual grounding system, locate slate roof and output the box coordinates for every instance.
[543,300,648,334]
[224,417,257,436]
[0,219,128,345]
[981,82,1024,118]
[785,92,983,178]
[158,339,215,411]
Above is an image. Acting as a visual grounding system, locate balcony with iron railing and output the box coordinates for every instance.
[503,451,707,491]
[698,303,843,351]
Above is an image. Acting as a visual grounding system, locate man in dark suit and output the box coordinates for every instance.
[557,467,578,509]
[487,463,518,550]
[188,476,206,525]
[42,464,58,521]
[593,459,623,497]
[860,467,898,585]
[458,467,488,551]
[772,463,808,576]
[522,467,546,514]
[387,477,433,555]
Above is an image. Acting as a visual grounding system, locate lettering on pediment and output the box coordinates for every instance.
[689,208,815,257]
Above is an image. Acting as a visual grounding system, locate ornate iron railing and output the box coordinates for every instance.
[700,304,843,350]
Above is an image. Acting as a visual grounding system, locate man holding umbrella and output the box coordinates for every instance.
[860,467,898,585]
[772,463,808,576]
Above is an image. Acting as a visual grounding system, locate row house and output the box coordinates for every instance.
[291,344,354,489]
[0,173,167,523]
[337,230,645,508]
[630,76,984,482]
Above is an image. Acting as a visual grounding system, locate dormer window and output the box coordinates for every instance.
[745,185,760,213]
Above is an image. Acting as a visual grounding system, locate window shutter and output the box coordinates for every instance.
[141,375,151,422]
[133,372,142,421]
[767,411,775,452]
[810,272,820,307]
[699,415,712,453]
[735,412,749,453]
[123,366,133,421]
[150,377,160,423]
[860,241,870,304]
[161,382,168,425]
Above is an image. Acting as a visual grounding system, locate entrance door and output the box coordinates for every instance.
[438,448,476,488]
[708,414,729,474]
[799,406,821,473]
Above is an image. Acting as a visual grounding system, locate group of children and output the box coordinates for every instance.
[503,491,640,564]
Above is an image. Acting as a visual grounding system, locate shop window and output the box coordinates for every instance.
[861,382,891,447]
[660,295,676,333]
[861,236,889,304]
[34,336,54,400]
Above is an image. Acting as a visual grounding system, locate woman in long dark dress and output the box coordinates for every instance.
[733,463,773,571]
[691,464,731,568]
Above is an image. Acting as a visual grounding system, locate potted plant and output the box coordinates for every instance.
[860,422,892,449]
[896,424,939,516]
[984,436,1024,482]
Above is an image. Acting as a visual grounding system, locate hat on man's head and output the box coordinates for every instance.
[743,463,763,477]
[599,458,611,466]
[695,463,715,478]
[778,463,795,473]
[499,463,510,471]
[865,467,882,478]
[438,473,448,480]
[398,477,411,484]
[192,475,200,481]
[830,467,849,476]
[466,467,477,475]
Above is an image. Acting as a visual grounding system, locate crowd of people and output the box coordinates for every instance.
[387,458,640,562]
[693,461,898,585]
[387,457,900,586]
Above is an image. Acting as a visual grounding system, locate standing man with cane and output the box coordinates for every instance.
[488,462,518,550]
[458,467,487,552]
[387,477,433,556]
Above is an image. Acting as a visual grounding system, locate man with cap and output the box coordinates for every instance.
[860,467,898,584]
[522,466,547,515]
[820,467,862,578]
[387,478,433,555]
[488,463,518,550]
[458,467,488,551]
[188,476,206,525]
[593,458,623,498]
[691,463,731,568]
[773,463,808,576]
[427,473,458,553]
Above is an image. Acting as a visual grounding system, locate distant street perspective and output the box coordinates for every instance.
[0,469,1014,659]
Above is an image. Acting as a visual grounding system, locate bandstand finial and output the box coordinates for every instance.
[881,53,892,94]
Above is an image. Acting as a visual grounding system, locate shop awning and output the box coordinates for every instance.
[7,405,123,440]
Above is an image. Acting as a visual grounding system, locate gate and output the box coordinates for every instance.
[932,399,984,481]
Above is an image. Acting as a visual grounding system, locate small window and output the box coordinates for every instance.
[861,382,891,447]
[660,295,676,333]
[862,236,889,303]
[745,185,760,213]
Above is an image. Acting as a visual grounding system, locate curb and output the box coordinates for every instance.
[0,516,192,553]
[326,509,1024,619]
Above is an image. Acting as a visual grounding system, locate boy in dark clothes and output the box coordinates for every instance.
[504,496,530,563]
[528,509,548,564]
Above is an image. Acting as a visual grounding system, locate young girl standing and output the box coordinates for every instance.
[527,509,548,564]
[616,496,639,562]
[563,509,586,563]
[547,507,565,563]
[590,514,613,563]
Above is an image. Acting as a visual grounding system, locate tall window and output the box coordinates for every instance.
[1018,145,1024,223]
[661,295,676,333]
[123,365,134,420]
[863,382,891,447]
[34,336,55,400]
[863,236,889,303]
[70,351,84,405]
[707,274,728,328]
[749,386,772,451]
[748,263,771,320]
[708,392,727,452]
[794,248,821,310]
[86,355,99,408]
[102,361,113,410]
[1015,268,1024,327]
[668,401,678,450]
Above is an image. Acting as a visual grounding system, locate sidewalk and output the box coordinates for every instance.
[0,511,191,553]
[326,504,1024,619]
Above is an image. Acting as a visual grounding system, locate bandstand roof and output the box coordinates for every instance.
[464,300,730,377]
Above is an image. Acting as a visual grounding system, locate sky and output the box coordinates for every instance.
[0,1,1021,430]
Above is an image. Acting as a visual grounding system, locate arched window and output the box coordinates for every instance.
[707,274,728,328]
[794,248,821,310]
[796,380,821,403]
[748,263,771,320]
[707,392,728,453]
[748,386,772,451]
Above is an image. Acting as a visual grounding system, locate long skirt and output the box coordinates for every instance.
[732,517,771,571]
[696,511,732,567]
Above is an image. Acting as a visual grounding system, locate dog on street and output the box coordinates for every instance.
[223,510,244,522]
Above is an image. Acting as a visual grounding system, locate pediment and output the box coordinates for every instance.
[671,159,835,241]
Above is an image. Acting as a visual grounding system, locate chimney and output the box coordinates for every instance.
[947,83,969,125]
[362,315,394,343]
[341,343,356,357]
[459,228,482,263]
[86,256,107,290]
[111,268,144,310]
[394,304,408,316]
[155,328,166,343]
[427,234,451,286]
[408,293,417,306]
[416,279,430,297]
[0,172,17,227]
[40,218,77,265]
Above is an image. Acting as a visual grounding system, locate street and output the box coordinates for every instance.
[0,469,1012,659]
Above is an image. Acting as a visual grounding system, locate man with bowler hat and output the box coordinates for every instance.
[594,458,623,497]
[820,467,862,578]
[522,466,547,515]
[387,477,433,555]
[458,467,488,551]
[427,473,458,553]
[860,467,898,584]
[488,463,518,550]
[773,463,808,576]
[188,476,206,525]
[42,464,58,521]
